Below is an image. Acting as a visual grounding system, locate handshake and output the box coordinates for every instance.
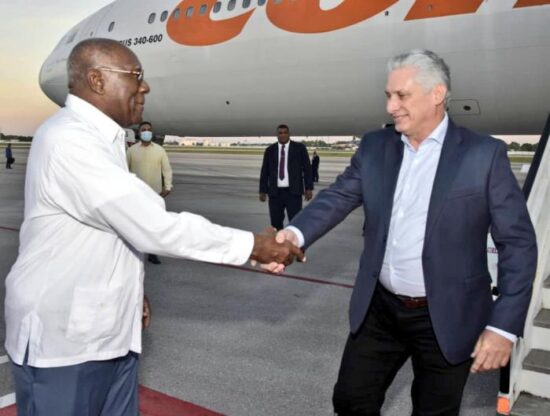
[249,228,303,274]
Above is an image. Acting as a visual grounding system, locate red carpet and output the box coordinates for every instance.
[0,385,224,416]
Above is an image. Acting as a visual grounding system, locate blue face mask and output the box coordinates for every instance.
[140,131,153,142]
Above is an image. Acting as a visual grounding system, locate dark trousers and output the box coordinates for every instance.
[268,187,303,230]
[312,167,319,182]
[6,158,13,169]
[333,284,471,416]
[11,351,139,416]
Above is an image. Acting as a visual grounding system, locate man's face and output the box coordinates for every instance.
[99,48,150,127]
[277,128,290,144]
[139,123,152,134]
[385,67,445,141]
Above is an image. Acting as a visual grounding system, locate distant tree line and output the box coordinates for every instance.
[3,134,536,152]
[508,142,538,152]
[302,140,330,148]
[0,134,33,142]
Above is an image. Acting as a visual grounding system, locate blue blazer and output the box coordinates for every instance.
[290,120,537,364]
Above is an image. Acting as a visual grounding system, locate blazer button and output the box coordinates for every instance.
[372,272,379,278]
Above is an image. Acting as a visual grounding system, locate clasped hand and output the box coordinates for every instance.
[250,228,304,273]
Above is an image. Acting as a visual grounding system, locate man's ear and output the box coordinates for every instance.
[87,69,105,94]
[432,84,447,107]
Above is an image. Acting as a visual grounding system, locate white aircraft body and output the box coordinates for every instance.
[39,0,550,136]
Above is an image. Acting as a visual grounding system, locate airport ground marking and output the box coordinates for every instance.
[0,387,223,414]
[222,264,354,289]
[0,393,15,412]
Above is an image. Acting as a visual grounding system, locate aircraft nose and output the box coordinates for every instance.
[39,53,69,107]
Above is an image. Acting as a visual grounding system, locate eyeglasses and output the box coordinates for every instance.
[94,66,144,82]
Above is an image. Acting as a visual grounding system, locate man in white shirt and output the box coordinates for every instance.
[5,38,302,416]
[127,120,173,264]
[275,50,537,415]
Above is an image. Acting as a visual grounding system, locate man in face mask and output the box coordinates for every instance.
[127,121,173,264]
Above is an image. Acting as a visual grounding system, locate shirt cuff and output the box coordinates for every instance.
[485,326,517,343]
[285,226,305,248]
[225,230,255,265]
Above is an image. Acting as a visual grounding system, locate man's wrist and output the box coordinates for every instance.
[485,326,517,343]
[285,226,304,247]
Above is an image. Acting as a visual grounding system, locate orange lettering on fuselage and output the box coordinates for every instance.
[514,0,550,7]
[167,0,255,46]
[266,0,398,34]
[405,0,484,20]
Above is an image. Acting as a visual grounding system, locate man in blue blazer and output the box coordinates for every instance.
[259,124,314,230]
[276,50,537,415]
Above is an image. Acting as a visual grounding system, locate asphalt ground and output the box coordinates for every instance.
[0,149,528,415]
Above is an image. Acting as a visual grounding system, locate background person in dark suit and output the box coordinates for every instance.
[5,144,13,169]
[311,150,320,182]
[259,124,314,230]
[274,50,537,415]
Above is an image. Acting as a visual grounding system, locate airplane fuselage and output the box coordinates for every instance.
[39,0,550,136]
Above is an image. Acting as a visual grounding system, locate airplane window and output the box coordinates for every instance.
[199,4,208,15]
[243,0,251,8]
[108,21,115,32]
[228,0,236,11]
[213,2,222,13]
[173,8,180,21]
[273,0,282,4]
[186,6,194,17]
[148,13,156,24]
[160,11,169,22]
[257,0,267,6]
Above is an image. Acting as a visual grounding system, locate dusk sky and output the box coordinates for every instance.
[0,1,113,136]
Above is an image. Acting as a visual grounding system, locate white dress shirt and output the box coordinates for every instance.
[277,142,290,187]
[5,94,254,367]
[379,116,448,297]
[288,114,515,342]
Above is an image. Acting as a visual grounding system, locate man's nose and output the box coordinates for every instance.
[386,96,397,114]
[140,80,150,94]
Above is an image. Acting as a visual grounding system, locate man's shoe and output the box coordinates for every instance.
[148,254,161,264]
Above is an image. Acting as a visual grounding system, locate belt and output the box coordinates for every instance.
[394,294,428,309]
[378,284,428,309]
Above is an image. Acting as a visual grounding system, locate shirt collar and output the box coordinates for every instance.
[65,94,126,144]
[401,113,448,149]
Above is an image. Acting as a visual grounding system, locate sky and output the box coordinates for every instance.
[0,1,113,136]
[0,1,539,144]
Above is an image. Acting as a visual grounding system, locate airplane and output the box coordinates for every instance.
[39,0,550,138]
[37,1,550,414]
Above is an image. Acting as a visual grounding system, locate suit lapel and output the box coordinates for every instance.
[271,143,279,166]
[425,120,465,241]
[382,132,404,231]
[287,140,293,164]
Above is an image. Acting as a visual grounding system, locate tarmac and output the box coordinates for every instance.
[0,148,528,415]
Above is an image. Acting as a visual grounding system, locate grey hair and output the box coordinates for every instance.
[67,38,125,90]
[388,49,451,101]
